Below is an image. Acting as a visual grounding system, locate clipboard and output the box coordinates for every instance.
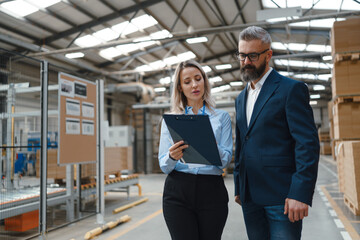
[163,114,222,166]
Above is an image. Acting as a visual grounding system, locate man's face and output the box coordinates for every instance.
[238,39,272,83]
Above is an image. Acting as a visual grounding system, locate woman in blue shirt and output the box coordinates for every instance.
[158,60,233,240]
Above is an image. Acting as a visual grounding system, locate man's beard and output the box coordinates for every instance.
[240,59,266,82]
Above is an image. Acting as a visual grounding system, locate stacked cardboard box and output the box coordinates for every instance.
[318,128,331,155]
[336,141,360,215]
[36,147,133,180]
[36,149,66,179]
[330,17,360,215]
[104,146,133,174]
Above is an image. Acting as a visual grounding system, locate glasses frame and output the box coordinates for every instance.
[235,49,269,62]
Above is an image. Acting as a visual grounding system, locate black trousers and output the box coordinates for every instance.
[163,170,229,240]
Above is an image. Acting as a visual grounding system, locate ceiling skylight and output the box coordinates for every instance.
[159,77,171,85]
[99,47,123,60]
[290,18,346,28]
[149,60,166,69]
[1,0,38,17]
[136,51,196,72]
[131,14,158,30]
[0,0,60,18]
[93,28,119,42]
[150,30,173,39]
[262,0,360,11]
[112,21,138,36]
[202,66,212,73]
[75,35,102,47]
[274,59,332,69]
[209,76,223,83]
[211,85,231,93]
[27,0,61,8]
[163,56,180,65]
[271,42,331,52]
[177,51,196,61]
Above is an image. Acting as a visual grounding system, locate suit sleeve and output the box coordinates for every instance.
[285,82,320,206]
[234,99,241,196]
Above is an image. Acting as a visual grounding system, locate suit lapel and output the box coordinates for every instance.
[247,70,280,133]
[239,84,248,134]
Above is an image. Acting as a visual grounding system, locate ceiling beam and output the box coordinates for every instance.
[41,0,165,45]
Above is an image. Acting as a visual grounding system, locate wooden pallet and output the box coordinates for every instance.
[334,95,360,105]
[334,52,360,63]
[344,195,360,216]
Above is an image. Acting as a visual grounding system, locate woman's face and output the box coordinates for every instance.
[179,66,205,105]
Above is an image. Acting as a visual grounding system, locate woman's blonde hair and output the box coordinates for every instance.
[170,59,215,113]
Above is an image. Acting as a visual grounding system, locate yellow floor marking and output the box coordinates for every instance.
[349,220,360,223]
[106,209,163,240]
[321,186,360,240]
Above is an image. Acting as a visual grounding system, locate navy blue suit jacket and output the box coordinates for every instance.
[234,70,320,206]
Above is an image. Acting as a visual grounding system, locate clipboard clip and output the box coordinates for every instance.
[176,115,196,121]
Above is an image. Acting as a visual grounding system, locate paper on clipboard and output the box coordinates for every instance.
[163,114,222,166]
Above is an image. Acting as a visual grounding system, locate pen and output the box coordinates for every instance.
[167,137,186,164]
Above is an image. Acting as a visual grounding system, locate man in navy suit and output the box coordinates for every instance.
[233,26,319,240]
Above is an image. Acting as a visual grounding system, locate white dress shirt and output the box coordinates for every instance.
[246,67,273,126]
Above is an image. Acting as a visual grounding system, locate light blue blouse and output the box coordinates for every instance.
[158,106,233,175]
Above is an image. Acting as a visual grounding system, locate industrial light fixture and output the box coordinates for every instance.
[230,81,243,86]
[322,55,332,61]
[186,37,208,44]
[202,66,212,73]
[65,52,84,59]
[154,87,166,92]
[159,77,171,85]
[310,101,318,105]
[209,76,222,83]
[313,85,325,91]
[215,64,232,70]
[310,94,321,99]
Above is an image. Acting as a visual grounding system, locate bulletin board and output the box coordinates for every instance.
[58,72,97,165]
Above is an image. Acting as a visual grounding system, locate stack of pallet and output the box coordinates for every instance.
[330,17,360,215]
[318,128,331,155]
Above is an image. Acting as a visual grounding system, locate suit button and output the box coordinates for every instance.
[245,136,249,140]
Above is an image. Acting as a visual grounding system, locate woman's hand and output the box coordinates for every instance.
[169,140,188,161]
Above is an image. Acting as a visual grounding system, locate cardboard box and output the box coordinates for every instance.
[5,210,39,232]
[337,141,360,214]
[329,119,334,140]
[36,149,66,179]
[320,142,332,155]
[332,59,360,97]
[104,146,133,174]
[336,141,345,192]
[36,149,91,179]
[331,18,360,55]
[333,101,360,139]
[328,101,334,120]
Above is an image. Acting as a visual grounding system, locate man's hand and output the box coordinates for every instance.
[235,195,241,205]
[284,198,308,222]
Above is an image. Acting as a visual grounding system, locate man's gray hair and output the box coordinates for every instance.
[239,26,272,45]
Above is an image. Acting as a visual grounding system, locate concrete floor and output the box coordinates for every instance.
[42,156,360,240]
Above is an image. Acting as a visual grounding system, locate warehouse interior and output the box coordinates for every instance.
[0,0,360,239]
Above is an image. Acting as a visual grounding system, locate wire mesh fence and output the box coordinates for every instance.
[0,49,98,239]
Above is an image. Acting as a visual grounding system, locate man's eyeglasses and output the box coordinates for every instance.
[235,49,269,62]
